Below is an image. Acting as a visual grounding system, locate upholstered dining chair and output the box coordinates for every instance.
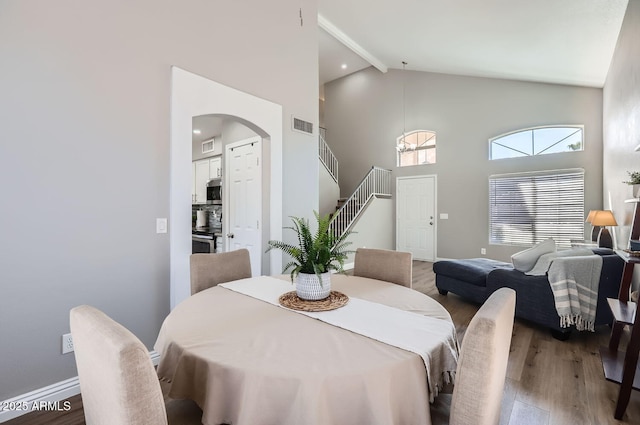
[70,305,202,425]
[190,249,252,295]
[353,247,413,288]
[449,287,516,425]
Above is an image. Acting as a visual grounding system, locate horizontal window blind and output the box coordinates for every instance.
[489,169,584,249]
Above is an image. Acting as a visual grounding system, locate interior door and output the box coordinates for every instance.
[226,138,262,276]
[396,176,436,261]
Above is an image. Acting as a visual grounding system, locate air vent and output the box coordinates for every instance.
[292,116,314,135]
[202,138,215,154]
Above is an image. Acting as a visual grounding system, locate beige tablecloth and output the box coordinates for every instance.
[154,275,457,425]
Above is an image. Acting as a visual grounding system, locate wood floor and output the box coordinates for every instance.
[7,260,640,425]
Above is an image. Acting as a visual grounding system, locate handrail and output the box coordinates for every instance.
[319,133,338,183]
[330,166,392,239]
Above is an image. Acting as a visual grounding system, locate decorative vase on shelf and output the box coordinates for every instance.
[623,171,640,198]
[295,272,331,300]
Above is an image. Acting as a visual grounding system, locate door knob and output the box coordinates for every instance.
[429,222,434,225]
[226,233,235,238]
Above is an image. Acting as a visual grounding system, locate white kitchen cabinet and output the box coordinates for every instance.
[193,159,210,204]
[191,162,196,203]
[192,156,222,204]
[209,157,222,179]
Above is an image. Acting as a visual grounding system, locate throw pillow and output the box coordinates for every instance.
[525,247,594,276]
[511,238,556,273]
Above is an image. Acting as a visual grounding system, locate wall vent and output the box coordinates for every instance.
[292,116,314,135]
[202,138,215,154]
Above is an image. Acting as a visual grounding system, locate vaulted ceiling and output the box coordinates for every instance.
[319,0,629,88]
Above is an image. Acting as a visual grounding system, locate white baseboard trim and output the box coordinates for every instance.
[0,350,160,423]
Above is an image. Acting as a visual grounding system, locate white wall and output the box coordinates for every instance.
[324,68,603,262]
[319,162,340,216]
[0,0,318,401]
[344,197,394,265]
[603,0,640,290]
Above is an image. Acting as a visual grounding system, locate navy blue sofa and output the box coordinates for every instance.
[433,248,624,340]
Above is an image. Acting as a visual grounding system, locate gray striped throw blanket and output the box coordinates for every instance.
[525,248,602,331]
[547,255,603,331]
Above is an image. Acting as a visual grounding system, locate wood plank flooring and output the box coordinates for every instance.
[6,260,640,425]
[413,260,640,425]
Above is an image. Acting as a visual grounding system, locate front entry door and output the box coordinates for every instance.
[396,175,436,261]
[226,137,262,276]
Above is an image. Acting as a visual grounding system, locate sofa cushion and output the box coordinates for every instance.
[511,238,556,273]
[433,258,513,287]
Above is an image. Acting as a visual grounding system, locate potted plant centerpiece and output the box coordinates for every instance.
[267,211,354,300]
[624,171,640,198]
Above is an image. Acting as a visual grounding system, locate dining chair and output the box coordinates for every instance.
[353,247,413,288]
[70,305,202,425]
[190,249,252,295]
[449,287,516,425]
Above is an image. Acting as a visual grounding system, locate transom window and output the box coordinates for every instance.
[489,169,585,249]
[489,126,584,160]
[396,130,436,167]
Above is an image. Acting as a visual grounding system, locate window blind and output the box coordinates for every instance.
[489,169,584,249]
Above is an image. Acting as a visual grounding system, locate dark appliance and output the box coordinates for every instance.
[192,231,216,253]
[206,177,222,204]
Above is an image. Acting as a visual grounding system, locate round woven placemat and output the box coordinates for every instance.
[279,291,349,312]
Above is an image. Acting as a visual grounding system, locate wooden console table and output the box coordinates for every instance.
[600,198,640,419]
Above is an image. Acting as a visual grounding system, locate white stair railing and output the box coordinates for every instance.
[319,130,338,183]
[331,166,392,239]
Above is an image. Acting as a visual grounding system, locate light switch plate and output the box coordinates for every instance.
[439,213,449,219]
[156,218,167,234]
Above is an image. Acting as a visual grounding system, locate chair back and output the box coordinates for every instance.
[190,249,252,294]
[450,287,516,425]
[353,248,413,288]
[70,305,168,425]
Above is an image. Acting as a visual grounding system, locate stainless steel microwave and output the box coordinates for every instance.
[206,178,222,204]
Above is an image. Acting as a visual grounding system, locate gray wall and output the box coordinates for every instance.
[603,0,640,289]
[324,68,603,261]
[0,0,318,400]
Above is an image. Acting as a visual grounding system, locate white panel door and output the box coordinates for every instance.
[226,139,261,276]
[397,176,436,261]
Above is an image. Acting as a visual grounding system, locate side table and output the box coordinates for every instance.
[599,198,640,419]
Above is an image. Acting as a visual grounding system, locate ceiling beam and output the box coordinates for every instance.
[318,14,388,74]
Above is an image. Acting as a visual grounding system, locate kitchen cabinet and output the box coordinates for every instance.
[191,162,196,203]
[193,159,210,204]
[209,157,222,179]
[192,156,223,204]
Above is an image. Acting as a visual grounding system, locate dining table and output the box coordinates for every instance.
[154,274,459,425]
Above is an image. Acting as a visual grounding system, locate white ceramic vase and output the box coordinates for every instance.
[295,272,331,300]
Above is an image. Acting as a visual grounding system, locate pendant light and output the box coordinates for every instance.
[397,61,410,153]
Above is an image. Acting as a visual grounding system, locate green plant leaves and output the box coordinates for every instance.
[624,171,640,185]
[266,211,356,282]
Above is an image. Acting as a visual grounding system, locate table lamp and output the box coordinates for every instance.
[585,210,600,242]
[591,210,618,248]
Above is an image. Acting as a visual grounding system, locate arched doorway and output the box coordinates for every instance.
[170,67,283,308]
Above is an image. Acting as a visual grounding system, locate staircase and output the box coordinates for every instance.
[319,128,338,183]
[330,166,392,239]
[318,129,392,240]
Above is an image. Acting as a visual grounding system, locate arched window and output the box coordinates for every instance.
[489,125,583,160]
[396,130,436,167]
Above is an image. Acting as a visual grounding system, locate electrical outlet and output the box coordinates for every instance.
[481,248,487,255]
[62,333,74,354]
